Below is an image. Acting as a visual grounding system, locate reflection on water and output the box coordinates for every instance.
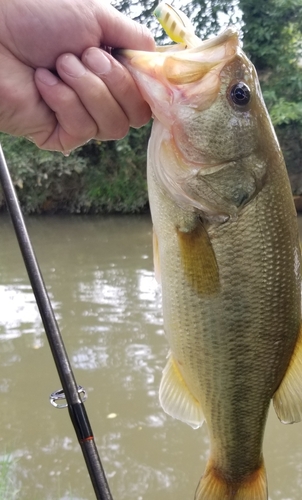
[0,214,301,499]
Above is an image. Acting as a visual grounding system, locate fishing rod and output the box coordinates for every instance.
[0,145,113,500]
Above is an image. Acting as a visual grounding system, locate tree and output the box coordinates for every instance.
[238,0,302,192]
[113,0,240,40]
[113,0,302,193]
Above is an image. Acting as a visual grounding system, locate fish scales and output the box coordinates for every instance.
[149,148,301,491]
[119,24,302,500]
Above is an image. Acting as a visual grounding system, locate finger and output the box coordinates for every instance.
[56,53,132,140]
[97,3,155,52]
[0,1,155,69]
[34,68,97,151]
[82,48,152,128]
[0,44,56,140]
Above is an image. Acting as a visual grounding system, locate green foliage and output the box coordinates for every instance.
[188,0,241,37]
[0,125,150,214]
[239,0,302,69]
[265,97,302,126]
[113,0,241,41]
[0,133,88,213]
[239,0,302,118]
[78,124,151,213]
[239,0,302,185]
[239,0,302,112]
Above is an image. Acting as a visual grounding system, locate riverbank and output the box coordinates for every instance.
[1,128,301,215]
[0,127,150,214]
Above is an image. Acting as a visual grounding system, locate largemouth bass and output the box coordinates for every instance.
[119,27,302,500]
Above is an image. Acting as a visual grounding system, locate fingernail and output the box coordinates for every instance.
[84,49,112,76]
[36,68,59,86]
[61,54,86,78]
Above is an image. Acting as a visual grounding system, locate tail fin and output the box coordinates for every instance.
[195,458,267,500]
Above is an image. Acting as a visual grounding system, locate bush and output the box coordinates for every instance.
[0,124,151,214]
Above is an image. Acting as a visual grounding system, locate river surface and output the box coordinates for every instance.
[0,214,302,500]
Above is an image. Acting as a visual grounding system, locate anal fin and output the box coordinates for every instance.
[273,325,302,423]
[159,353,204,429]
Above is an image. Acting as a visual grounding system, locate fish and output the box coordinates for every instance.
[118,24,302,500]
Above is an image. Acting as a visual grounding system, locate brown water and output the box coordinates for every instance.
[0,214,302,500]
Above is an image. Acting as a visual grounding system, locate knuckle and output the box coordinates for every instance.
[104,118,129,140]
[113,121,129,140]
[115,70,130,94]
[130,105,152,128]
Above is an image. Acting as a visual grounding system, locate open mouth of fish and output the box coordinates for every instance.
[117,28,240,120]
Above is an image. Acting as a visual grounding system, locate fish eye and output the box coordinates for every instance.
[230,82,251,106]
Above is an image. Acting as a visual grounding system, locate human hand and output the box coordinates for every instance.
[0,0,155,152]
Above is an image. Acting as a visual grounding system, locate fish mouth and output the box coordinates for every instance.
[117,28,239,112]
[155,27,238,53]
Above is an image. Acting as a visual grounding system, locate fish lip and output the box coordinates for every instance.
[116,28,239,89]
[155,27,239,53]
[116,28,239,60]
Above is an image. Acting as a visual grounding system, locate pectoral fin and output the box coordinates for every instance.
[177,220,220,295]
[159,353,204,429]
[273,326,302,423]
